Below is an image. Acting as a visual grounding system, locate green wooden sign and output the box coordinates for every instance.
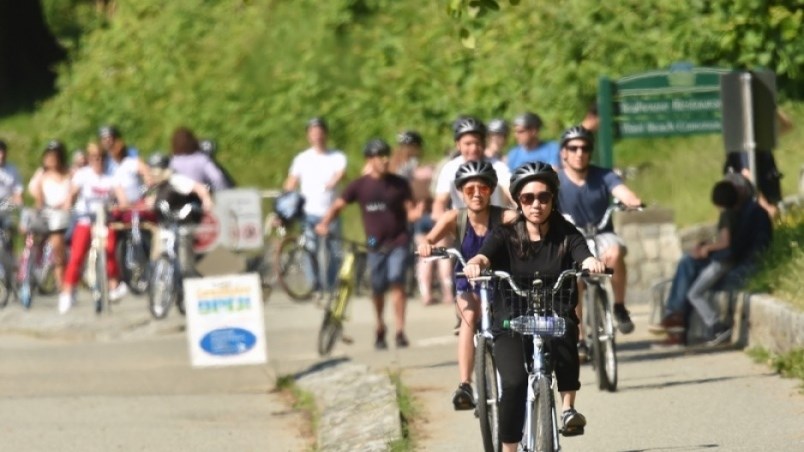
[596,65,730,168]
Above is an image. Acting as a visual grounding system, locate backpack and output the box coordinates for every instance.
[274,191,305,225]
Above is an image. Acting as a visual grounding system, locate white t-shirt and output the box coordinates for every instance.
[0,164,23,201]
[108,156,142,203]
[434,156,511,209]
[72,167,119,219]
[168,173,196,195]
[289,148,347,216]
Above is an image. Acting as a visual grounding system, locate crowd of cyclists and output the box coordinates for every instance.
[0,125,230,314]
[283,111,649,445]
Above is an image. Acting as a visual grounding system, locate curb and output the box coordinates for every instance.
[295,360,402,451]
[744,293,804,354]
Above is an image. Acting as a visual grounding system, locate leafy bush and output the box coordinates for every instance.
[747,207,804,310]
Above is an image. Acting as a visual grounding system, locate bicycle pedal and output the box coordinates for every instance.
[341,335,354,345]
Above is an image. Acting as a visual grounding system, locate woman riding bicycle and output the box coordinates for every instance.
[27,140,72,290]
[417,160,517,410]
[463,162,605,449]
[58,142,130,314]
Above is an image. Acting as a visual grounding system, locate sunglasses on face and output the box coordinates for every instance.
[518,191,553,206]
[462,184,492,196]
[565,145,592,153]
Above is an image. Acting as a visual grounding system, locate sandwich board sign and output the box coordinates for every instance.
[185,273,267,367]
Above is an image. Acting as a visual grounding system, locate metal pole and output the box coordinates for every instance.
[740,72,757,185]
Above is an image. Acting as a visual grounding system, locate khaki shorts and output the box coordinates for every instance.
[593,232,627,257]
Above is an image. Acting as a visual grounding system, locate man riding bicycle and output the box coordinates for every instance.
[557,126,642,344]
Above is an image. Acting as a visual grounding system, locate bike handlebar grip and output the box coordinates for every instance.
[604,267,615,275]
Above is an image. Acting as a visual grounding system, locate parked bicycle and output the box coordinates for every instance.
[423,247,501,452]
[112,206,154,296]
[317,237,368,356]
[571,201,640,392]
[16,209,57,309]
[148,201,199,319]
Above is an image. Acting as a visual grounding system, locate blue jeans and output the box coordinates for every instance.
[302,214,341,292]
[665,254,710,315]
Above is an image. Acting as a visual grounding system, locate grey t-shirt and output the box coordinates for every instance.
[558,166,622,232]
[0,164,23,201]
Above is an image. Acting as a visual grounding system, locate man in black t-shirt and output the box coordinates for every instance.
[316,139,418,350]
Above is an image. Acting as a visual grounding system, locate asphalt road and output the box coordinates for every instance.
[2,288,803,451]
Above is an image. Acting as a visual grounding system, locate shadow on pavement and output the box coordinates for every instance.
[293,357,351,379]
[619,444,718,452]
[618,340,742,364]
[405,360,458,370]
[619,373,775,392]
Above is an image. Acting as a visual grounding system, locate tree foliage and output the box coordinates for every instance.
[29,0,804,188]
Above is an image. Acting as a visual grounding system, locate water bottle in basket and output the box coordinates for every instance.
[504,315,566,337]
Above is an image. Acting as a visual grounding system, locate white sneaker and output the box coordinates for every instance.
[109,283,129,302]
[58,292,73,314]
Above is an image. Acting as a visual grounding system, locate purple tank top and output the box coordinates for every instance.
[456,223,486,293]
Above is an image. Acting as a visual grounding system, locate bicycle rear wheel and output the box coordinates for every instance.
[116,236,150,295]
[317,283,348,356]
[94,248,110,314]
[474,335,501,452]
[589,286,618,391]
[277,236,317,301]
[534,377,555,452]
[149,255,176,319]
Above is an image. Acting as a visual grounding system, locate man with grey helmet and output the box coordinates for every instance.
[505,112,561,171]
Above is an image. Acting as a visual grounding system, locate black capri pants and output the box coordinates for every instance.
[492,320,580,444]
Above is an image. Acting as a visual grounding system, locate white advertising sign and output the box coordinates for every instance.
[185,273,267,368]
[213,189,264,251]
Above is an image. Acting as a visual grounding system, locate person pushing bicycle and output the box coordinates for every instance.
[316,139,420,350]
[463,162,605,448]
[417,160,518,411]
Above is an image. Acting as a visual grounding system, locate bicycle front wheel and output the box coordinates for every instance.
[117,237,150,295]
[589,286,618,391]
[94,248,110,314]
[19,254,36,309]
[149,255,176,319]
[474,335,501,452]
[317,284,348,356]
[277,236,317,301]
[534,376,555,452]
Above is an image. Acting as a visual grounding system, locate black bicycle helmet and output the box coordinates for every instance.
[98,125,121,138]
[454,160,498,190]
[200,139,217,156]
[453,116,486,141]
[560,125,594,150]
[147,152,171,169]
[487,118,509,136]
[306,116,328,132]
[397,130,423,147]
[513,112,542,130]
[363,138,391,157]
[509,161,560,201]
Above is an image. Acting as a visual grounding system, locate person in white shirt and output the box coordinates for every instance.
[283,117,347,294]
[58,143,129,314]
[432,116,513,220]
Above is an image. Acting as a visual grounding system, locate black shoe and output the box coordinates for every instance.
[561,407,586,436]
[375,329,387,350]
[577,340,590,363]
[452,382,475,411]
[614,304,635,334]
[395,332,409,348]
[706,321,732,346]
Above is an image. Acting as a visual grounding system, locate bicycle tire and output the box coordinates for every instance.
[0,265,9,308]
[116,237,150,295]
[148,255,176,319]
[277,236,317,301]
[589,286,618,391]
[535,377,555,452]
[19,253,36,309]
[474,335,501,452]
[255,239,279,303]
[317,284,348,356]
[95,247,110,314]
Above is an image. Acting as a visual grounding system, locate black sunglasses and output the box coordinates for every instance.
[518,191,553,206]
[565,144,592,153]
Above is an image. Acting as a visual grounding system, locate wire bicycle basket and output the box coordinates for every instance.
[500,276,577,338]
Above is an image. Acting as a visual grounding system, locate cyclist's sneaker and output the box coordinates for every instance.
[649,312,685,334]
[109,283,129,302]
[375,330,388,350]
[613,304,635,334]
[452,382,475,411]
[561,407,586,436]
[651,331,686,349]
[58,292,73,314]
[395,332,409,348]
[706,321,732,347]
[577,340,590,363]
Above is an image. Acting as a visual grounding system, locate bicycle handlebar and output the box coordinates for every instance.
[415,247,468,267]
